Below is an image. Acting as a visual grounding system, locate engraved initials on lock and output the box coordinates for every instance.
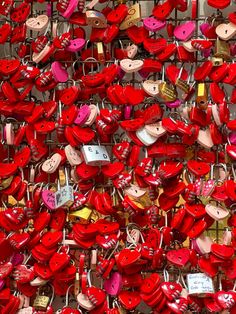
[81,145,110,166]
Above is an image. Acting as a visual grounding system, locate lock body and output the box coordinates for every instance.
[119,3,141,30]
[215,38,230,60]
[196,83,208,109]
[33,295,50,311]
[159,82,177,102]
[81,145,110,166]
[55,185,74,208]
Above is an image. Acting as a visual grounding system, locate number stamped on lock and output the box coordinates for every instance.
[81,145,110,166]
[187,273,214,295]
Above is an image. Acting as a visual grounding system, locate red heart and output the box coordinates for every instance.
[166,64,188,84]
[86,286,106,307]
[0,262,13,279]
[101,162,124,179]
[161,282,182,301]
[157,43,177,61]
[14,265,34,283]
[62,105,78,125]
[185,203,206,219]
[152,1,173,20]
[209,63,228,82]
[159,193,179,211]
[198,256,218,277]
[34,263,53,280]
[41,231,63,249]
[123,85,145,106]
[140,273,161,294]
[118,291,141,310]
[187,160,210,176]
[72,126,95,143]
[229,12,236,25]
[191,39,213,50]
[9,232,30,250]
[49,252,70,273]
[103,24,119,44]
[10,2,30,22]
[107,4,128,24]
[60,86,80,106]
[0,59,20,76]
[49,209,67,231]
[194,60,213,81]
[34,212,51,232]
[215,291,236,309]
[167,297,188,313]
[120,118,144,131]
[117,249,141,268]
[187,220,207,238]
[143,104,163,124]
[76,163,99,180]
[143,37,167,54]
[0,24,11,44]
[166,248,190,267]
[211,243,234,260]
[30,139,48,162]
[112,141,130,160]
[42,101,58,119]
[127,26,149,45]
[73,223,98,240]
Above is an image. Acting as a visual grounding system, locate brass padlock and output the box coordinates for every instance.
[175,67,190,93]
[214,38,230,60]
[211,57,224,66]
[69,206,93,222]
[74,272,80,296]
[0,176,13,190]
[196,83,208,110]
[119,3,141,30]
[158,82,177,102]
[33,290,50,311]
[97,42,105,63]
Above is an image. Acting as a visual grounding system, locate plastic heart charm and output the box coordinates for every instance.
[104,272,122,296]
[174,21,196,41]
[143,16,166,32]
[26,15,49,32]
[120,59,143,73]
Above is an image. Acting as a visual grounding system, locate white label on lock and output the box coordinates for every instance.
[81,145,110,166]
[55,186,74,208]
[187,273,214,295]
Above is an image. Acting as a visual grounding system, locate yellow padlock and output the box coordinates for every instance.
[196,83,208,110]
[69,206,92,223]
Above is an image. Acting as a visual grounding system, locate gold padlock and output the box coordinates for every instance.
[74,272,80,296]
[33,293,50,311]
[175,78,190,93]
[158,82,177,102]
[211,57,224,66]
[196,83,208,110]
[119,3,141,30]
[0,176,13,190]
[69,206,92,222]
[214,38,230,60]
[97,42,105,63]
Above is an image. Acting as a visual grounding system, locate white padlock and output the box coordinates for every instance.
[136,127,157,146]
[81,145,110,166]
[55,168,74,208]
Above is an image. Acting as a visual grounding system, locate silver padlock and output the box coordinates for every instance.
[55,168,74,208]
[81,145,110,166]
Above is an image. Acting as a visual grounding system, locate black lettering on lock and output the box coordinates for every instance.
[103,154,107,159]
[95,150,99,155]
[88,147,93,152]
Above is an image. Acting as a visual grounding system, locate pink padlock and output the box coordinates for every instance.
[51,61,68,83]
[229,132,236,145]
[62,0,79,19]
[66,38,86,52]
[103,272,122,296]
[165,99,181,108]
[143,16,166,32]
[74,104,91,125]
[174,21,196,41]
[124,105,132,119]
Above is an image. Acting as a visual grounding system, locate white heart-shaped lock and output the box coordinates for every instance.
[77,293,94,311]
[126,44,138,59]
[5,123,14,145]
[195,235,213,254]
[205,204,229,221]
[197,128,214,149]
[26,15,49,32]
[42,153,62,174]
[142,80,160,96]
[144,121,167,138]
[136,127,157,146]
[65,145,82,166]
[120,59,143,73]
[216,22,236,41]
[124,184,146,199]
[84,104,98,126]
[183,40,197,52]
